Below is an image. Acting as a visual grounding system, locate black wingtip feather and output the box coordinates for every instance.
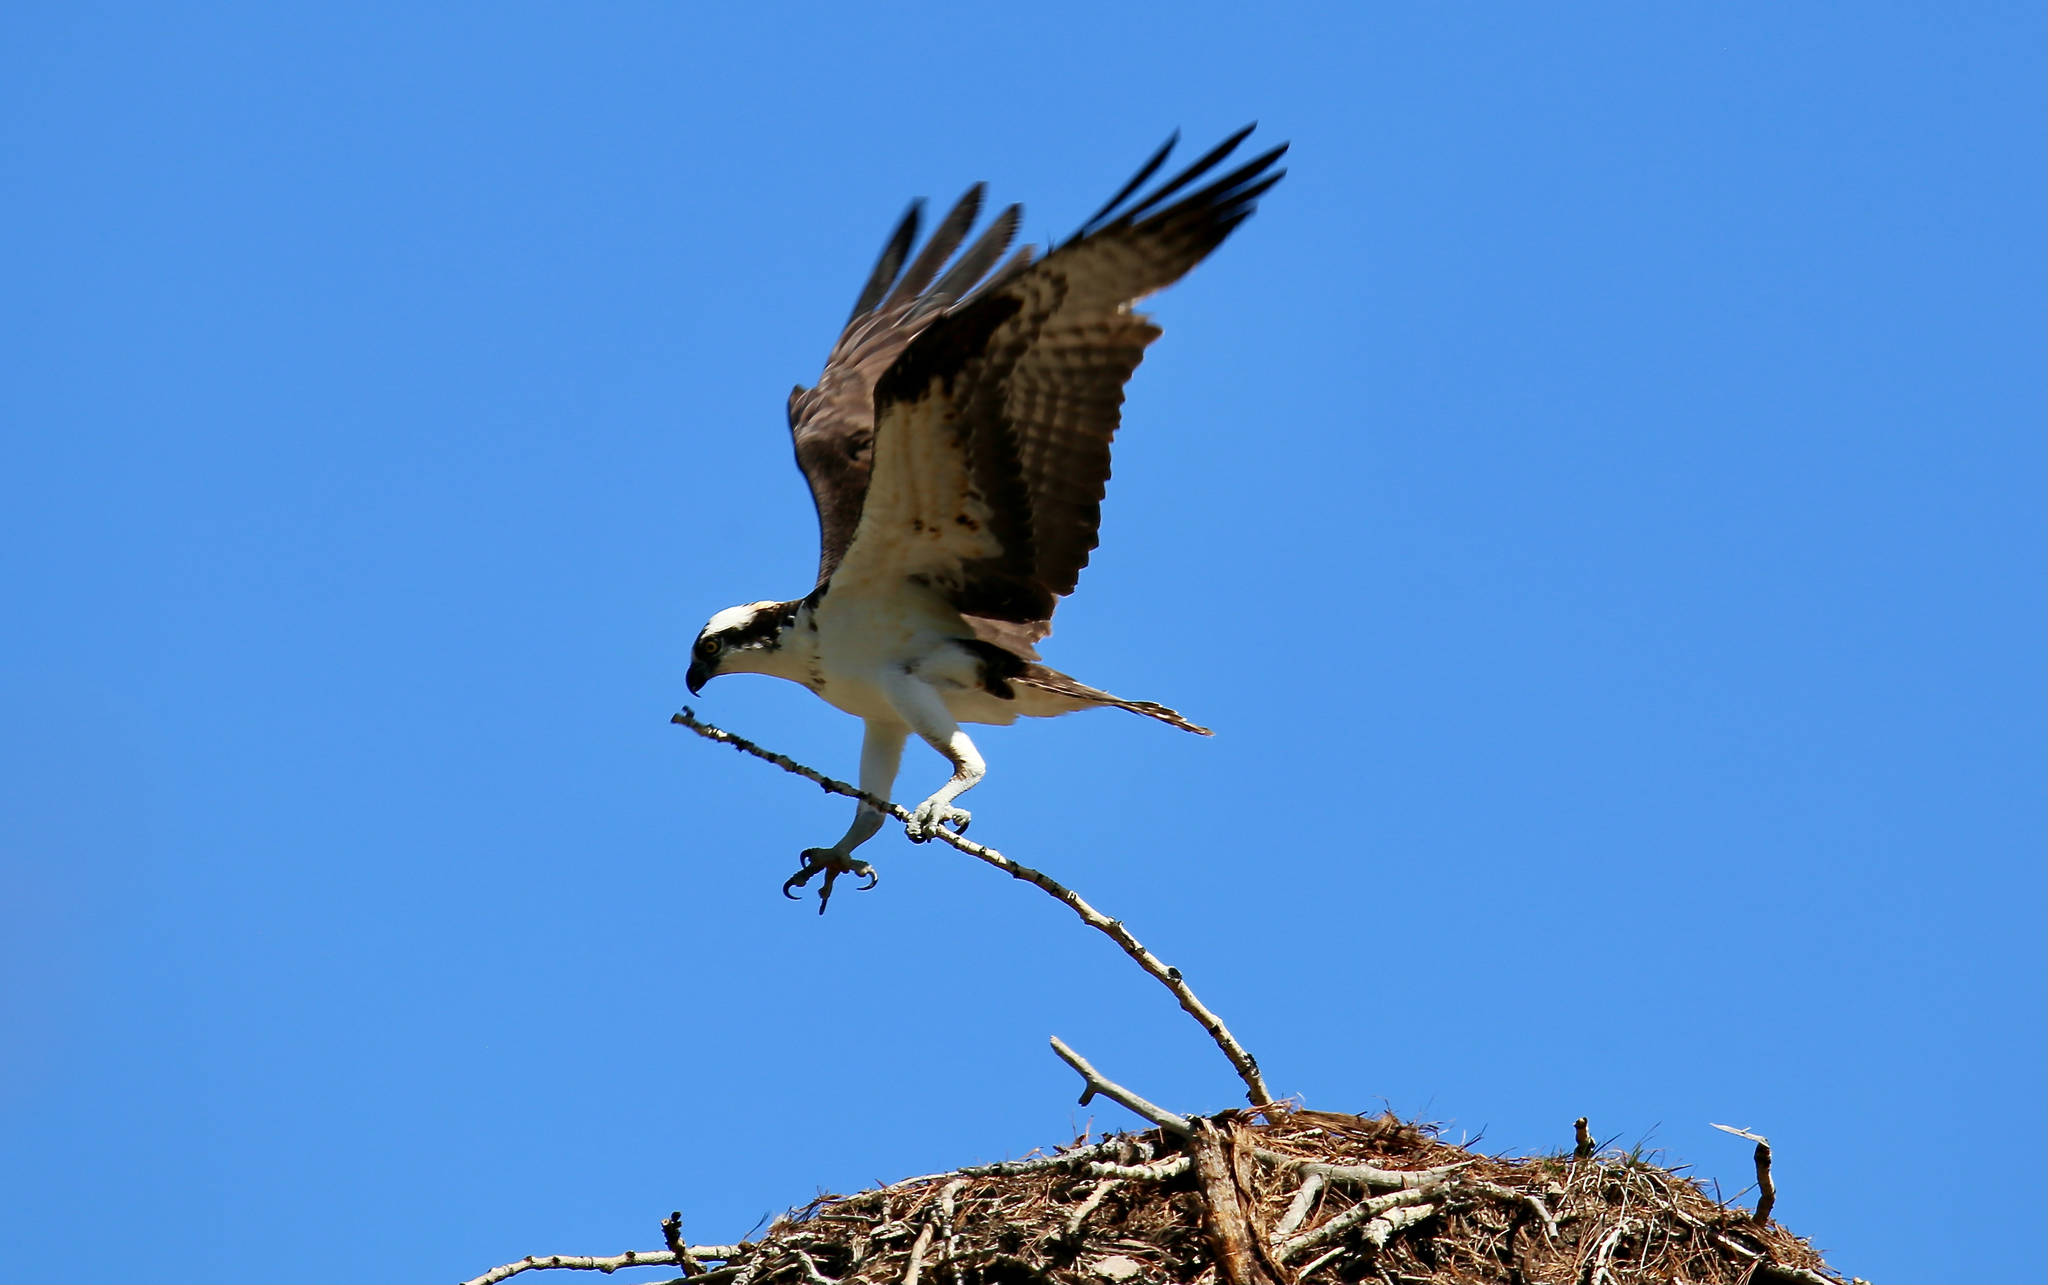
[1143,144,1289,232]
[883,183,986,311]
[930,202,1021,304]
[1112,122,1259,226]
[849,200,923,322]
[1079,130,1181,233]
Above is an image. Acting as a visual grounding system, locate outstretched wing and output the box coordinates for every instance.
[788,187,1025,588]
[827,127,1287,652]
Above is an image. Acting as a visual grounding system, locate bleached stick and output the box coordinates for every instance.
[463,1247,740,1285]
[1048,1036,1193,1135]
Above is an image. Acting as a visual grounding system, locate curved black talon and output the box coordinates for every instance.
[782,851,878,914]
[907,807,972,843]
[812,860,878,915]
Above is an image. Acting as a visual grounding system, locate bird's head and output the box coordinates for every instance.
[687,600,790,695]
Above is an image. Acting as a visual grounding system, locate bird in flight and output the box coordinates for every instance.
[687,127,1286,910]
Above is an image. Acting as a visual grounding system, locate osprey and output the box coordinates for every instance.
[688,127,1285,909]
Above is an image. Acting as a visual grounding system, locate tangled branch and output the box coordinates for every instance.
[672,706,1271,1107]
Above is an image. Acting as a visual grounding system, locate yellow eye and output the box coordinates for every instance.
[694,636,720,659]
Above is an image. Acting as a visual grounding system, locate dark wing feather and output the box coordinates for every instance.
[839,128,1287,650]
[882,184,984,310]
[788,191,1029,588]
[847,202,920,323]
[1112,123,1259,224]
[1076,129,1180,231]
[931,204,1020,304]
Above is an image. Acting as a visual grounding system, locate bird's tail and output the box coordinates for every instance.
[1015,666,1213,736]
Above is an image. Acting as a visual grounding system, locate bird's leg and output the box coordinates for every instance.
[882,674,986,842]
[906,727,983,841]
[783,719,905,913]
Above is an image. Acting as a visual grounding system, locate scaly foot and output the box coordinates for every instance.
[782,848,878,915]
[906,799,971,843]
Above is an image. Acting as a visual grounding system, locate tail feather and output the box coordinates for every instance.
[1015,666,1212,736]
[1110,696,1212,736]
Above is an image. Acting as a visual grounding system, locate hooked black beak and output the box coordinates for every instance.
[686,657,713,696]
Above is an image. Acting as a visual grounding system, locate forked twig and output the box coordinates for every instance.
[1049,1036,1193,1135]
[663,1212,707,1277]
[673,707,1272,1106]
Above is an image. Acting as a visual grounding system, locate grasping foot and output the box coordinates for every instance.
[782,847,878,915]
[906,799,971,843]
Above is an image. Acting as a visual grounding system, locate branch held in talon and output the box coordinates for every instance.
[672,707,1273,1106]
[683,127,1286,907]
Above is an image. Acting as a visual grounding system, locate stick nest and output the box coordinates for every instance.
[660,1107,1844,1285]
[625,720,1852,1285]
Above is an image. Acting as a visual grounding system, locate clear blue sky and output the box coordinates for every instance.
[2,5,2040,1283]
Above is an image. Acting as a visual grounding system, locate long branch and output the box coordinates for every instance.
[463,1246,742,1285]
[672,707,1272,1107]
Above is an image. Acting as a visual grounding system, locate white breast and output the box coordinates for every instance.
[802,582,1024,727]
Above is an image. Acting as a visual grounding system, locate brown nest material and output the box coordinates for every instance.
[471,1106,1847,1285]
